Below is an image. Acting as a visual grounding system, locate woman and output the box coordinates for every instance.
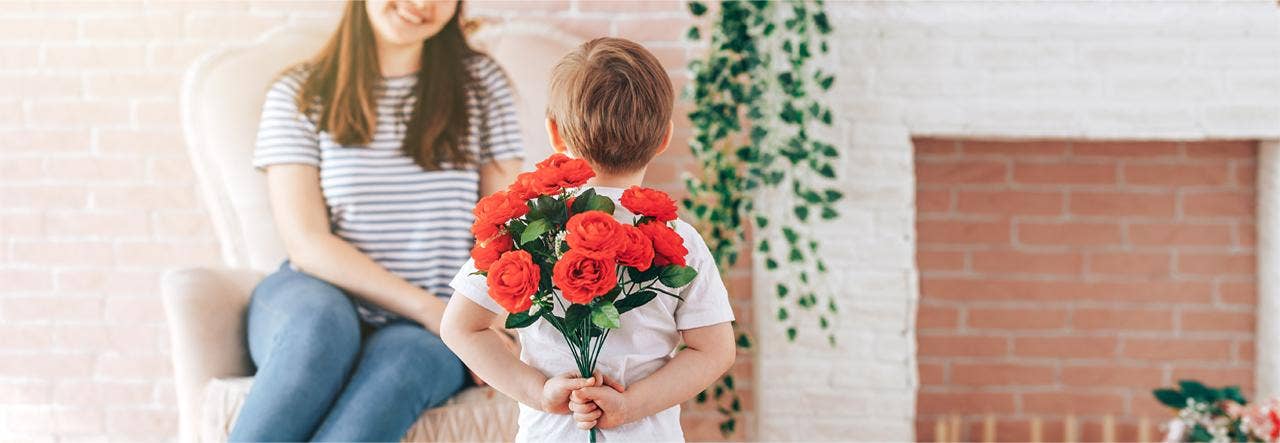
[229,0,523,441]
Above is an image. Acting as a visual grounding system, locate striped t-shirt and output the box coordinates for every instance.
[252,54,524,325]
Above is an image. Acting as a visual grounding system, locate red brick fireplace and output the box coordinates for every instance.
[913,139,1258,441]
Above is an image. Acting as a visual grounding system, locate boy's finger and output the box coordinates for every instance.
[576,420,597,430]
[573,410,602,423]
[555,377,593,392]
[600,374,625,392]
[568,400,597,414]
[577,386,611,401]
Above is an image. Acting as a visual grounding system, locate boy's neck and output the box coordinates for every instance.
[587,168,646,189]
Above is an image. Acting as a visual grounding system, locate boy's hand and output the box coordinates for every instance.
[569,373,629,430]
[540,373,596,415]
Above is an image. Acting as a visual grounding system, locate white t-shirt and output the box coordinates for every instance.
[448,186,735,442]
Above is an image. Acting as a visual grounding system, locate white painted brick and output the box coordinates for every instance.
[1077,41,1192,68]
[985,70,1105,100]
[1105,70,1222,101]
[1224,70,1280,100]
[1203,103,1280,137]
[956,40,1076,68]
[1196,40,1280,69]
[874,68,987,98]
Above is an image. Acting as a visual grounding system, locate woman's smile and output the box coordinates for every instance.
[393,2,428,27]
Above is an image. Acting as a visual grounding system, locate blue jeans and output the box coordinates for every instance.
[228,261,467,442]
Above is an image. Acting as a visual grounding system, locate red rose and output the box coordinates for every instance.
[552,249,617,304]
[565,211,623,259]
[509,171,558,202]
[637,221,688,267]
[471,232,513,272]
[551,157,595,188]
[472,191,529,241]
[616,224,655,271]
[486,250,540,313]
[620,186,678,222]
[536,153,571,170]
[534,154,595,190]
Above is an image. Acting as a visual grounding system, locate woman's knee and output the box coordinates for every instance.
[248,266,361,362]
[360,324,465,398]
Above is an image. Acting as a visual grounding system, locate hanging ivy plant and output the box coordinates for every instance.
[683,0,840,436]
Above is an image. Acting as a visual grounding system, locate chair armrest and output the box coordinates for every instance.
[162,267,262,443]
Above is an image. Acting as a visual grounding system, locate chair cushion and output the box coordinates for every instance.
[200,377,518,442]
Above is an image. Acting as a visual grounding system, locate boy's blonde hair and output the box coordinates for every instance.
[546,37,674,174]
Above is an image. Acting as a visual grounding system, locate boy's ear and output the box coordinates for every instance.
[545,118,568,154]
[653,120,674,156]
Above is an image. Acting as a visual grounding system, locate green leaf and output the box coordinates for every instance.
[1190,425,1213,442]
[794,205,809,221]
[658,265,698,288]
[586,194,616,214]
[591,303,621,329]
[685,26,701,41]
[1223,386,1247,404]
[570,188,597,214]
[519,218,549,245]
[1179,380,1215,402]
[531,195,566,225]
[819,75,834,90]
[601,285,622,303]
[788,248,804,263]
[765,258,778,270]
[776,284,789,298]
[687,0,707,16]
[719,418,736,436]
[504,310,539,329]
[786,327,797,341]
[1153,388,1186,408]
[817,163,835,178]
[736,333,751,348]
[627,264,663,283]
[615,290,657,314]
[820,206,838,220]
[777,307,788,321]
[564,304,590,336]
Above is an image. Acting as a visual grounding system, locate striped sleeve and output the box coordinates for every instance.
[252,68,321,170]
[470,55,524,163]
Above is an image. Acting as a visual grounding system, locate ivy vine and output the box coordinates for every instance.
[683,0,840,437]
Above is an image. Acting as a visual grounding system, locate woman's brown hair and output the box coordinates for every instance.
[297,0,475,170]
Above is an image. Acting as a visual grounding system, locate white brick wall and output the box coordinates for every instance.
[755,1,1280,440]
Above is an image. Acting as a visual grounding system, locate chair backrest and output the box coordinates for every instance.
[181,22,580,272]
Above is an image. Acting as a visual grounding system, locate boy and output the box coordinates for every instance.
[440,37,737,442]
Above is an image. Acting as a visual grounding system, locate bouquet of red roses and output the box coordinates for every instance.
[469,154,698,442]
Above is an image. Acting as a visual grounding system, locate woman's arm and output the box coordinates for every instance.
[479,158,523,196]
[265,157,521,335]
[265,164,451,333]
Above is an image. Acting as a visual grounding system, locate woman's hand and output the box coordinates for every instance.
[468,327,519,386]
